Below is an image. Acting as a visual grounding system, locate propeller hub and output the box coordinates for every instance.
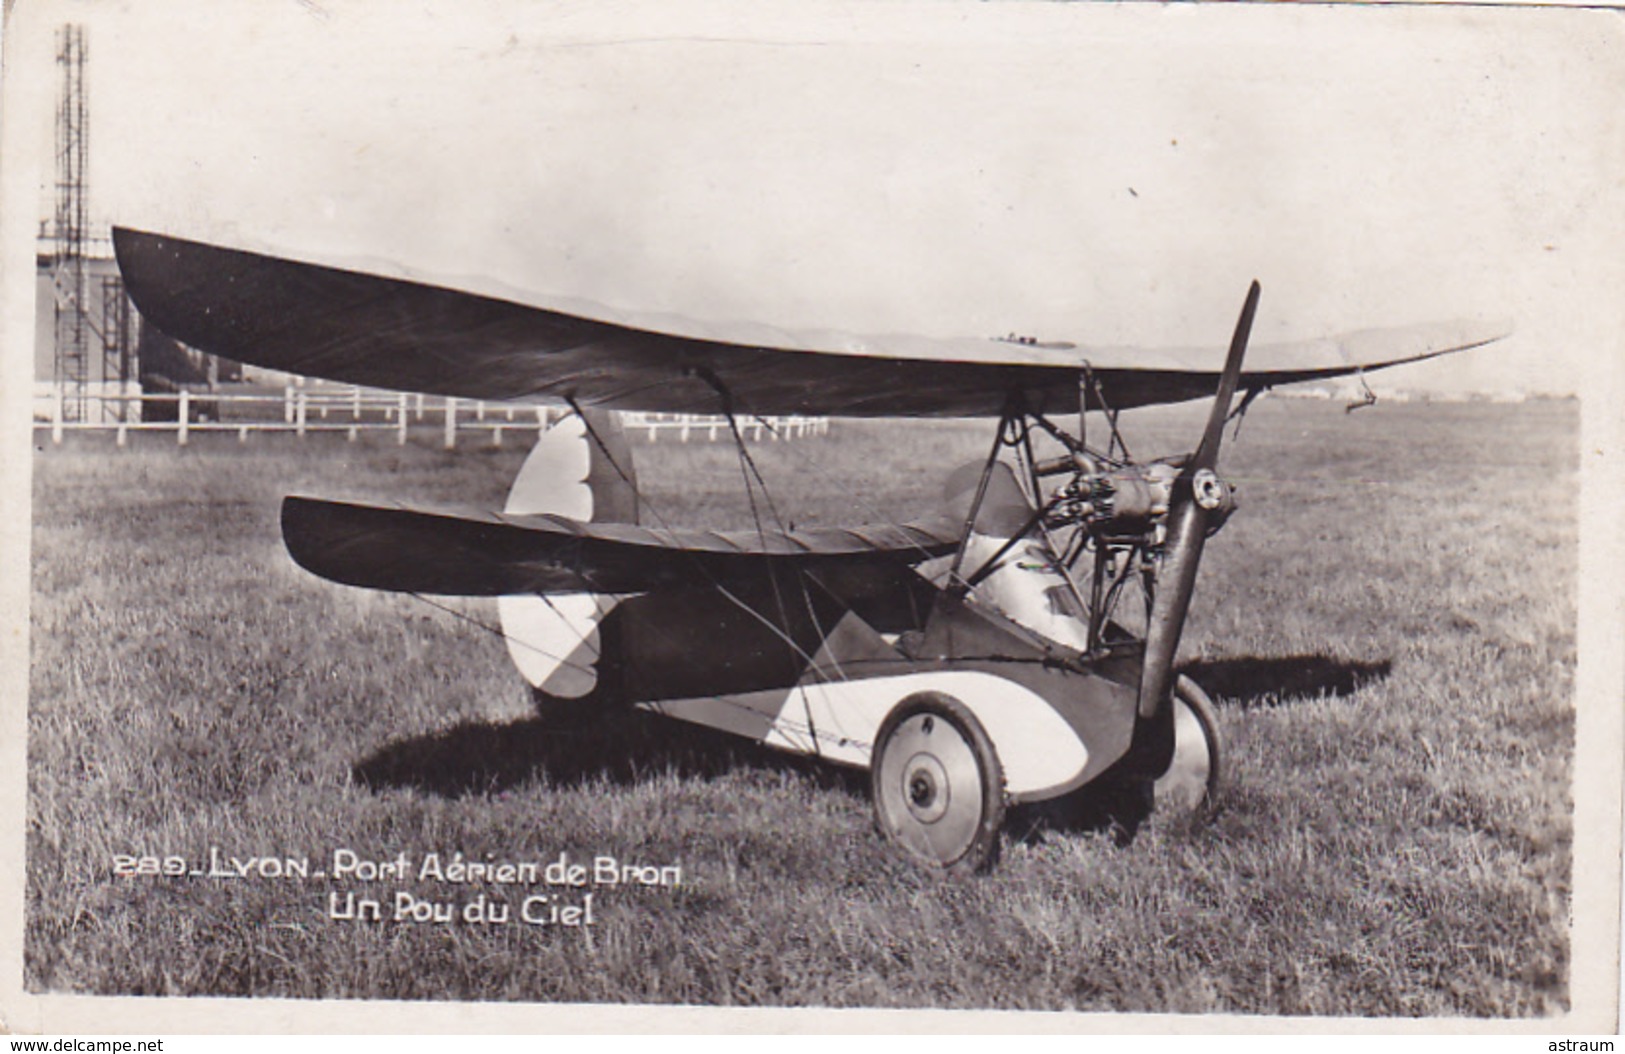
[1191,468,1228,511]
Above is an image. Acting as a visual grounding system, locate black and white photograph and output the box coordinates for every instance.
[2,0,1620,1032]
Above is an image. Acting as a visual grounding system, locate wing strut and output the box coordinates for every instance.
[945,397,1025,594]
[704,369,846,752]
[1080,362,1132,462]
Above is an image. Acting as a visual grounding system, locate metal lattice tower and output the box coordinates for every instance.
[101,273,133,393]
[52,23,90,421]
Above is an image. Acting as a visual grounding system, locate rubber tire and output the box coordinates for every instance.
[871,692,1006,874]
[1152,675,1223,821]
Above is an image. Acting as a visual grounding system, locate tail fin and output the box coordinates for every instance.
[504,408,638,523]
[498,409,637,698]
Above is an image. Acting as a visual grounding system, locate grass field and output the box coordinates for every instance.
[26,396,1577,1016]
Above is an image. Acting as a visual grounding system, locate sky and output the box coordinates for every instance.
[4,0,1623,396]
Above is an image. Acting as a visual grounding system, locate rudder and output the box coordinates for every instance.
[497,408,637,700]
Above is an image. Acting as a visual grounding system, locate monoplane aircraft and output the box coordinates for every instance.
[112,227,1506,872]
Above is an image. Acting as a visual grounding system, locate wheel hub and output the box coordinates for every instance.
[903,754,951,822]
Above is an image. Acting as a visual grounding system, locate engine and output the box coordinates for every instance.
[1040,454,1234,546]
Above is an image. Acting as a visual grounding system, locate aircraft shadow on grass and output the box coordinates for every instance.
[353,701,864,801]
[1179,653,1392,709]
[353,652,1389,848]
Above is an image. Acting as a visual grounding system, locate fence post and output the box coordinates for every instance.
[444,397,458,450]
[397,393,409,445]
[296,391,307,437]
[177,389,190,447]
[51,383,63,444]
[415,392,425,421]
[351,386,361,419]
[116,422,127,447]
[492,425,504,447]
[284,385,294,423]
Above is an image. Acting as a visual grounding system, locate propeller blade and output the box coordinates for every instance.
[1137,281,1258,719]
[1193,279,1260,470]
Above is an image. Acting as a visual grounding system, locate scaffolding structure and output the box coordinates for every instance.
[51,23,135,423]
[100,273,134,392]
[52,24,90,420]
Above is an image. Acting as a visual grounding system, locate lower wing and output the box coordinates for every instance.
[281,496,959,597]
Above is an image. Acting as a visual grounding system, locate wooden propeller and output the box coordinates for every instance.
[1136,281,1259,719]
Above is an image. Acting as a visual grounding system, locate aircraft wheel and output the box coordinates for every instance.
[871,693,1005,873]
[1153,675,1223,820]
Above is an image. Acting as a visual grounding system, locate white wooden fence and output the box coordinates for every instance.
[31,382,830,449]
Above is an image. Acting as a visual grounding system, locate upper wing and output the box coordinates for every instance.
[282,496,959,596]
[115,227,1509,417]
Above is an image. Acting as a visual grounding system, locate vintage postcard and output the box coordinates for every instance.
[2,0,1620,1034]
